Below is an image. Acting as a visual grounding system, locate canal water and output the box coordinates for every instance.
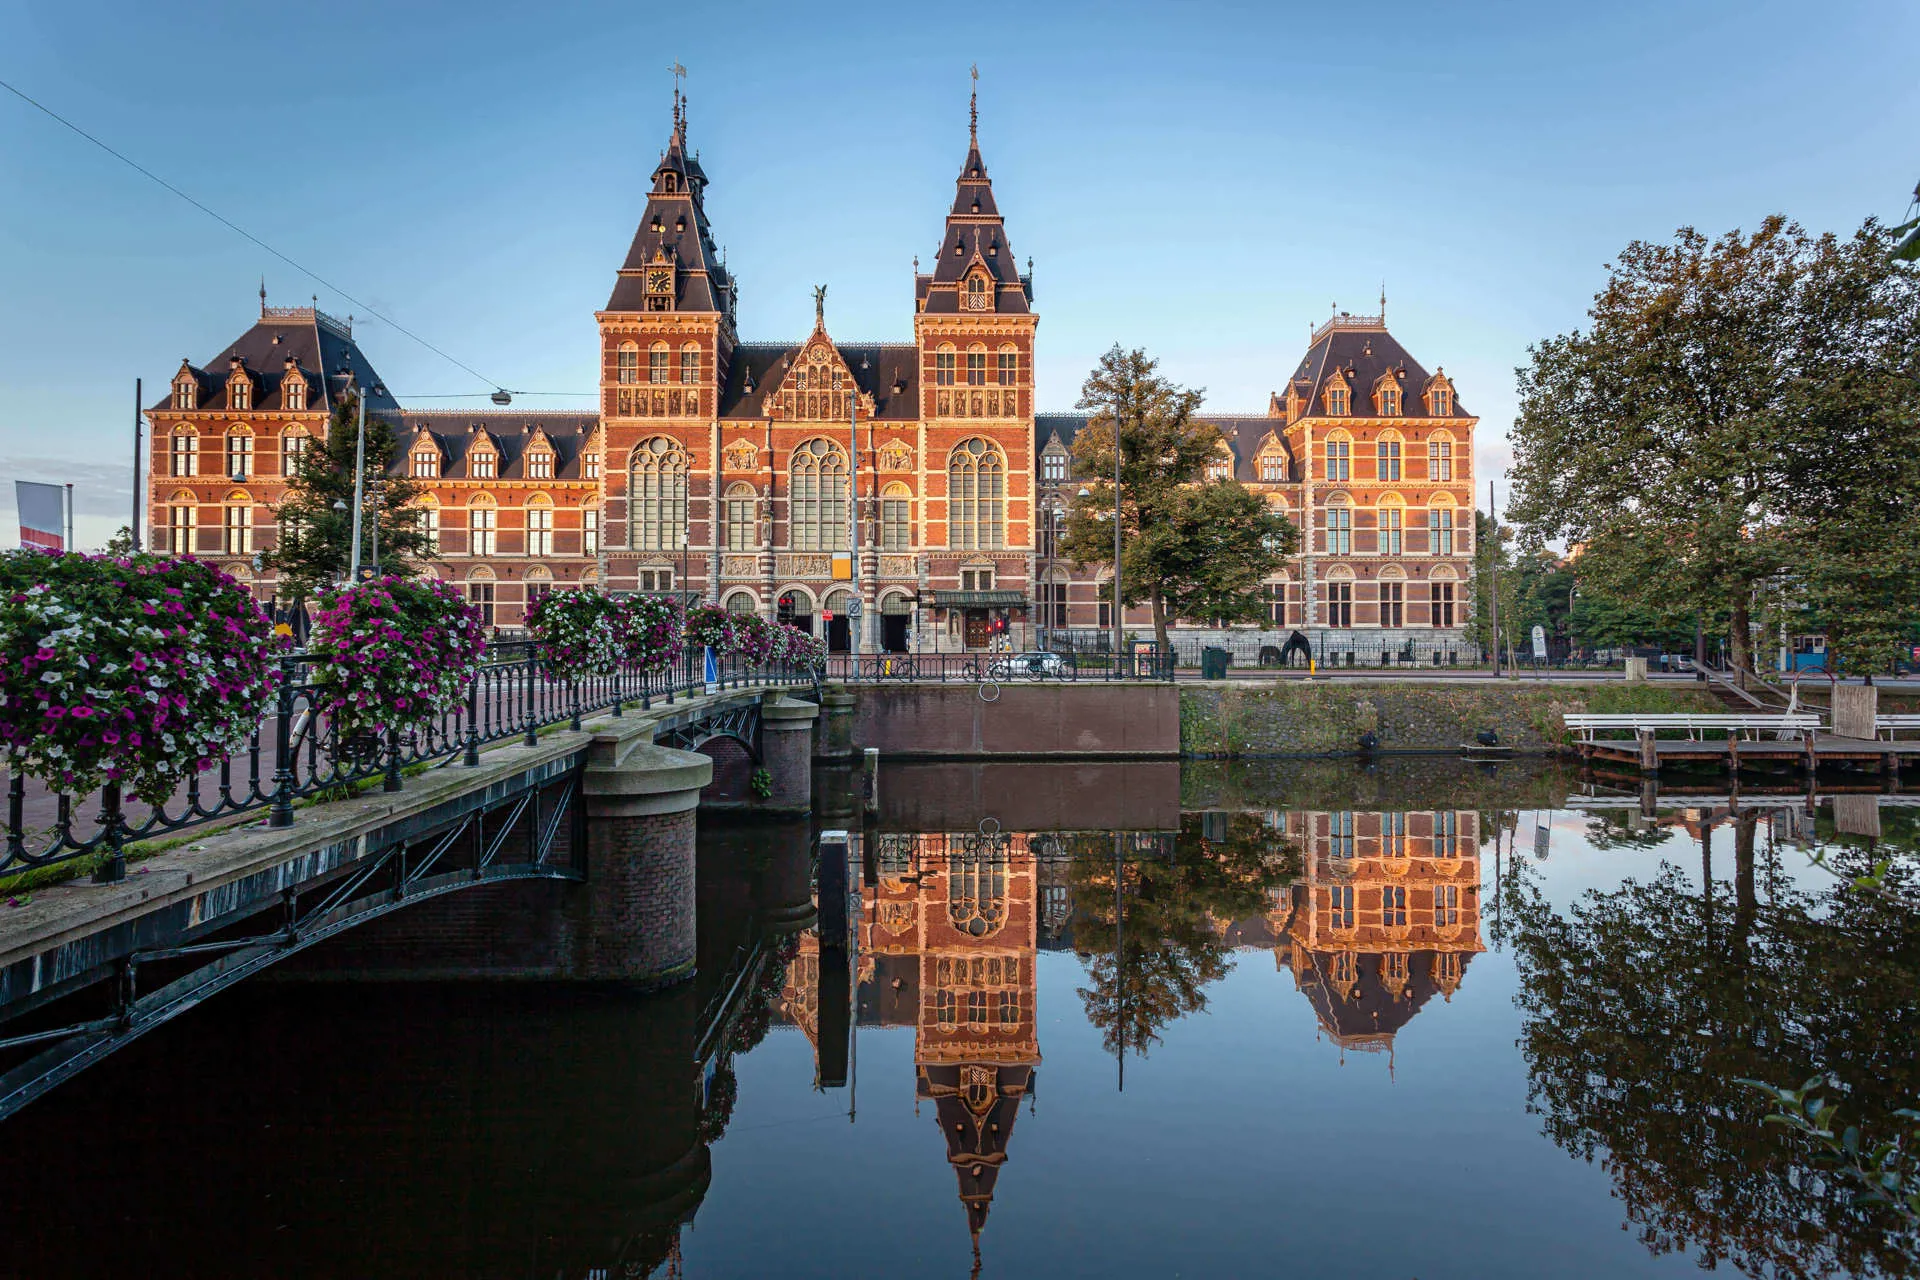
[2,759,1915,1279]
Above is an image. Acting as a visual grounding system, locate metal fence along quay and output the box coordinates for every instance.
[819,648,1176,684]
[2,641,817,883]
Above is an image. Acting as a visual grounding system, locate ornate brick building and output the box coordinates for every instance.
[144,89,1473,652]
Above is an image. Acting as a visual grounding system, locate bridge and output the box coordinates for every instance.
[0,677,830,1121]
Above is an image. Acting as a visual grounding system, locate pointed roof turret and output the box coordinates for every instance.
[606,88,733,323]
[916,70,1030,316]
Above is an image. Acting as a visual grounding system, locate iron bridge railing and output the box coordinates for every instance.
[3,641,817,882]
[820,647,1173,684]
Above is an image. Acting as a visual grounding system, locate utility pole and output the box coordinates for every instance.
[348,389,368,582]
[1111,417,1124,660]
[1488,479,1501,678]
[131,378,143,550]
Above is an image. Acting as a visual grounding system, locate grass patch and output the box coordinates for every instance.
[0,828,233,898]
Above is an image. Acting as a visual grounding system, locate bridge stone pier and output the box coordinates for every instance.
[583,734,714,989]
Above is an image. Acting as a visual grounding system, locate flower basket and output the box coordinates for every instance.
[615,594,685,674]
[308,576,484,743]
[684,604,738,655]
[526,589,621,680]
[0,550,277,804]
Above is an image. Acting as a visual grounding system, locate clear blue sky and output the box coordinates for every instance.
[3,0,1916,547]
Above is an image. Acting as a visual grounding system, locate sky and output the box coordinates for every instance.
[2,0,1916,549]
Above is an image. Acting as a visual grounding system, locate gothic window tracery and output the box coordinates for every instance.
[629,436,688,551]
[947,438,1004,550]
[947,845,1008,937]
[790,439,848,551]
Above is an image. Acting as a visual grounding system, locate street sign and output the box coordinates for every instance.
[848,598,862,616]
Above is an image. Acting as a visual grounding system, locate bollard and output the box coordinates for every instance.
[862,747,880,818]
[818,829,851,947]
[814,828,854,1088]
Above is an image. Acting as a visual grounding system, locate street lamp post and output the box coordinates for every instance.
[348,389,368,582]
[848,377,864,660]
[1111,420,1124,660]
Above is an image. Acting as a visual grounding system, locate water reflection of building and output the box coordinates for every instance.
[780,831,1043,1263]
[1268,809,1485,1059]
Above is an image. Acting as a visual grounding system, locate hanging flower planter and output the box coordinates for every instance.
[525,589,621,680]
[307,576,485,742]
[0,550,278,804]
[615,593,685,674]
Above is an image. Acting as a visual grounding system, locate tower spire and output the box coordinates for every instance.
[969,64,978,145]
[1380,281,1387,323]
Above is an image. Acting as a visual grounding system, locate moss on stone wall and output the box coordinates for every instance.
[1179,680,1723,758]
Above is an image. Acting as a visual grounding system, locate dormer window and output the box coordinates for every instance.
[584,451,601,480]
[1430,384,1452,416]
[229,376,251,411]
[1260,453,1287,482]
[526,450,553,479]
[1327,387,1349,415]
[284,373,306,411]
[469,450,496,479]
[964,273,990,311]
[411,447,439,478]
[1042,451,1067,482]
[1380,387,1400,415]
[661,172,678,193]
[1206,458,1231,482]
[173,379,196,411]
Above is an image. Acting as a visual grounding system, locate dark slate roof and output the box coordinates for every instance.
[916,124,1032,317]
[1297,948,1474,1047]
[1033,411,1300,483]
[717,340,920,421]
[605,106,735,320]
[375,410,600,481]
[152,307,399,416]
[1286,319,1470,419]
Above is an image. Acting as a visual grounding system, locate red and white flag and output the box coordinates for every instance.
[16,481,65,550]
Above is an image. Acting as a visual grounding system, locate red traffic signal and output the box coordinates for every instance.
[822,610,835,622]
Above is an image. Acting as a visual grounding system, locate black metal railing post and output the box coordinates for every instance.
[269,655,297,828]
[383,725,404,793]
[90,782,125,884]
[5,772,26,867]
[524,647,540,747]
[570,678,582,732]
[464,669,482,767]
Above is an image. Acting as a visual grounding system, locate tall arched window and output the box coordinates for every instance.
[225,426,254,479]
[468,493,497,556]
[996,344,1018,385]
[417,497,440,553]
[648,342,669,384]
[616,342,639,384]
[167,490,197,554]
[880,482,911,550]
[1324,432,1351,481]
[947,438,1004,550]
[949,844,1008,937]
[679,343,700,385]
[170,428,198,477]
[790,440,848,551]
[223,491,253,555]
[965,344,988,386]
[525,493,554,556]
[723,482,757,549]
[934,343,956,386]
[629,437,688,550]
[1427,432,1455,482]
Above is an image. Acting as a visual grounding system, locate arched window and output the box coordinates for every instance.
[1377,493,1406,557]
[648,342,669,384]
[468,492,497,556]
[173,377,196,411]
[1323,433,1350,482]
[1427,432,1454,482]
[167,490,197,554]
[1324,493,1353,555]
[228,374,251,411]
[949,845,1008,937]
[281,426,309,473]
[525,447,553,479]
[581,500,599,555]
[725,591,758,616]
[934,343,956,387]
[680,343,700,386]
[616,341,639,384]
[1329,884,1357,933]
[284,372,306,411]
[170,427,198,478]
[1376,432,1402,481]
[965,273,989,310]
[790,439,848,551]
[1428,493,1457,556]
[947,438,1004,550]
[629,437,688,551]
[997,344,1018,385]
[225,426,254,479]
[417,497,440,553]
[965,344,987,386]
[223,491,253,555]
[880,482,911,551]
[525,493,554,556]
[723,481,757,550]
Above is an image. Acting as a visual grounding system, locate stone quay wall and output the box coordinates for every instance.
[1179,680,1723,758]
[846,683,1181,758]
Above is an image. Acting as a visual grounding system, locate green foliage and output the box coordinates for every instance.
[1070,818,1298,1058]
[266,394,433,598]
[1741,1078,1920,1237]
[1062,346,1293,648]
[1508,216,1920,675]
[749,767,774,799]
[1505,826,1920,1276]
[102,526,136,556]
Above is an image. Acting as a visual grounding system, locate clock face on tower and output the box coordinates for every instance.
[647,269,672,294]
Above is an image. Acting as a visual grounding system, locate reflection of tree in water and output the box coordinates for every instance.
[699,933,803,1146]
[1507,813,1920,1277]
[1072,814,1298,1059]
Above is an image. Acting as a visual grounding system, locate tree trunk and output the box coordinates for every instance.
[1729,595,1752,683]
[1150,589,1170,655]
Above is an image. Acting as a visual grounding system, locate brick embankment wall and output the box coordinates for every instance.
[1179,681,1723,758]
[1181,755,1583,811]
[849,683,1180,758]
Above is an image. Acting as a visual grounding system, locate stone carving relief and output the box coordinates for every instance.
[877,439,915,472]
[722,438,759,471]
[777,554,833,578]
[721,555,759,578]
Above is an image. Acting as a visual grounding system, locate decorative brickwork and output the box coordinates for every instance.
[582,806,697,987]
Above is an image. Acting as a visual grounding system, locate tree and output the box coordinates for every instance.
[102,526,136,556]
[265,394,432,600]
[1510,216,1920,678]
[1505,834,1920,1276]
[1062,347,1295,649]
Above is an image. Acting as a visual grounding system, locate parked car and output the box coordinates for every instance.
[987,651,1072,680]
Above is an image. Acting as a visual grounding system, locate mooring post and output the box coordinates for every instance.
[815,828,853,1087]
[1637,729,1658,775]
[862,747,880,818]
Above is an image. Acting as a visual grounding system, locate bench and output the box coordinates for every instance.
[1561,713,1823,744]
[1876,715,1920,742]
